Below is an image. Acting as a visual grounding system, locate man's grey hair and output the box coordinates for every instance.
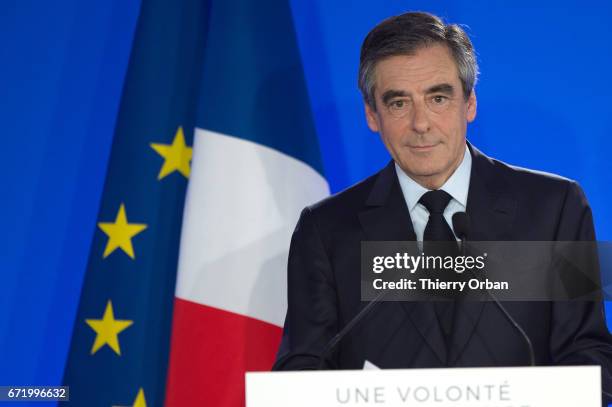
[358,12,479,110]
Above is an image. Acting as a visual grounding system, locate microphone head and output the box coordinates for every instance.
[452,212,470,240]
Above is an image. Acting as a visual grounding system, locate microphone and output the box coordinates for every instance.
[318,290,388,369]
[452,212,470,256]
[452,212,470,242]
[451,212,536,366]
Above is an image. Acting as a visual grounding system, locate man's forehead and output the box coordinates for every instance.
[373,45,460,94]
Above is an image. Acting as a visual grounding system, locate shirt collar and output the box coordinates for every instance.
[395,144,472,211]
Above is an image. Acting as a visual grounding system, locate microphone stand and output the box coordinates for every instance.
[453,212,535,366]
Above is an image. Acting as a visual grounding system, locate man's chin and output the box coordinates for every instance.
[397,162,445,179]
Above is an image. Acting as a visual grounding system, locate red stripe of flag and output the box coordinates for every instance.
[165,298,282,406]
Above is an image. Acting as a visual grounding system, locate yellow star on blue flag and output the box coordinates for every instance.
[98,203,147,259]
[112,388,147,407]
[85,300,133,356]
[150,126,192,180]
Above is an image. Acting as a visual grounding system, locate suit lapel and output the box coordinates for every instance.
[358,161,416,242]
[448,143,517,365]
[464,143,517,242]
[358,161,447,365]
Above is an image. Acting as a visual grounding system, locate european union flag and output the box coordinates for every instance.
[63,0,208,405]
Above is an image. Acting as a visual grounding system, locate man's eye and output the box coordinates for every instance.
[389,100,406,109]
[431,95,448,104]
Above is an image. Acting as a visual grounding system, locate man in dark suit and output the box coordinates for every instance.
[273,11,612,401]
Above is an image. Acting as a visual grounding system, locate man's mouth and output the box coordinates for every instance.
[408,143,438,151]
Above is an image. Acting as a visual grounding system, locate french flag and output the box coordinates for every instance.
[164,1,329,405]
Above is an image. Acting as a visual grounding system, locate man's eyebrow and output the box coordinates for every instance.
[380,84,455,104]
[426,83,455,95]
[381,90,409,105]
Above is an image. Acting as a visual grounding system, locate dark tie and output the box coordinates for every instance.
[419,190,457,348]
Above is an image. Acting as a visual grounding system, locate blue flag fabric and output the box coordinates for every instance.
[196,0,324,175]
[62,1,208,405]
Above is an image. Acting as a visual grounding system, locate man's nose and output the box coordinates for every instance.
[411,102,431,134]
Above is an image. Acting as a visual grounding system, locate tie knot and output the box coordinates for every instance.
[419,190,453,214]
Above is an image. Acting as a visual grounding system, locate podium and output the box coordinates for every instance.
[246,365,601,406]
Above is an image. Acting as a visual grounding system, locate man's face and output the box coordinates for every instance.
[365,45,477,189]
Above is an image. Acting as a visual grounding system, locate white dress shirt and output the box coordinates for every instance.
[395,145,472,241]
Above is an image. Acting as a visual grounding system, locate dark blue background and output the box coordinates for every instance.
[1,0,610,393]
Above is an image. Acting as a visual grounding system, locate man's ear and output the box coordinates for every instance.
[364,102,380,132]
[466,90,477,123]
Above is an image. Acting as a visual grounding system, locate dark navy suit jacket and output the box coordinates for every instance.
[273,144,612,403]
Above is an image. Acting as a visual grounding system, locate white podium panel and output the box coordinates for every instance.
[246,366,601,406]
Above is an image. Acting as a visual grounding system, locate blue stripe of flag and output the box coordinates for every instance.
[196,0,325,176]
